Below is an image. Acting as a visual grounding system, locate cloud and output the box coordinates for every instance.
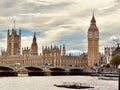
[0,0,120,54]
[21,36,33,48]
[0,32,7,50]
[66,50,83,55]
[109,36,120,43]
[0,32,6,39]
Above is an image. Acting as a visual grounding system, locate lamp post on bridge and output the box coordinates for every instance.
[118,65,120,90]
[14,63,21,71]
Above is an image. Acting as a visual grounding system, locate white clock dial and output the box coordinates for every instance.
[88,32,92,38]
[95,32,99,38]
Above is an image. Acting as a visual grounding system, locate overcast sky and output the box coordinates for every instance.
[0,0,120,54]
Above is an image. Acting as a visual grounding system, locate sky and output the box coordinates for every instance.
[0,0,120,54]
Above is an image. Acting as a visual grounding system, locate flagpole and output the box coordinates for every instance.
[13,20,15,29]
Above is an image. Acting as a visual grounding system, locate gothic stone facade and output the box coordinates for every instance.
[0,27,87,67]
[87,14,99,66]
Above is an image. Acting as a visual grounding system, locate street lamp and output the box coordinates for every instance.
[118,65,120,90]
[14,63,21,71]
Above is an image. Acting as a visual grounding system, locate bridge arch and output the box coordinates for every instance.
[24,66,44,76]
[69,68,84,75]
[49,67,66,76]
[0,66,17,76]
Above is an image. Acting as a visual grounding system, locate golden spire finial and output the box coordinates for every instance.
[91,11,96,23]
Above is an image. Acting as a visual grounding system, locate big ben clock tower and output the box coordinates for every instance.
[88,13,99,67]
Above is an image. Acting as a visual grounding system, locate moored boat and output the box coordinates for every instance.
[98,74,118,81]
[54,82,94,89]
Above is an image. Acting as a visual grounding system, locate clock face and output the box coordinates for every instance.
[88,32,92,38]
[95,32,99,38]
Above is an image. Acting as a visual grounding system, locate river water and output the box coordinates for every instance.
[0,76,118,90]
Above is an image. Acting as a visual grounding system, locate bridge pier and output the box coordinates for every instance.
[66,71,69,75]
[44,70,51,76]
[17,68,28,77]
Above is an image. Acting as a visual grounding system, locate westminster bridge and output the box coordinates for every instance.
[0,64,96,76]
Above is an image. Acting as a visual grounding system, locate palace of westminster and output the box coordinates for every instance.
[0,14,117,67]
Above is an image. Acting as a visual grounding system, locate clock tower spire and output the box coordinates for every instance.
[89,12,98,30]
[87,13,99,66]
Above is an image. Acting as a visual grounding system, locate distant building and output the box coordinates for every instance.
[99,53,107,66]
[103,43,120,64]
[104,45,116,64]
[112,43,120,56]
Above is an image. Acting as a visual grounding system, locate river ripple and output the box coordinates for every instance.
[0,76,118,90]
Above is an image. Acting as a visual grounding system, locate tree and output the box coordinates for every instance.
[102,64,110,68]
[110,54,120,68]
[106,64,110,68]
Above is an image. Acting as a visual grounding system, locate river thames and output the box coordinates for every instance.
[0,76,117,90]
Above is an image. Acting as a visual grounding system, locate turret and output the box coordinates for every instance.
[19,28,21,35]
[51,45,53,49]
[7,29,10,35]
[61,44,66,56]
[63,44,65,50]
[30,32,38,55]
[60,45,61,50]
[42,46,44,51]
[118,43,119,48]
[33,32,36,43]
